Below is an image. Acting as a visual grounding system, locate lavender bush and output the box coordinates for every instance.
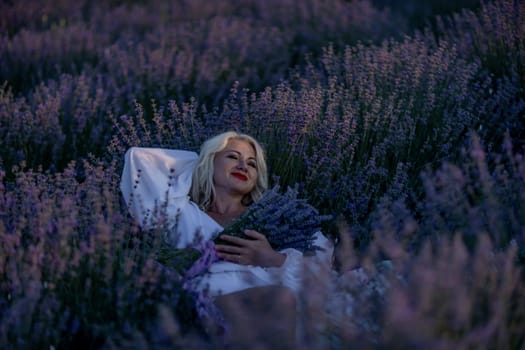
[370,0,482,30]
[1,0,406,175]
[1,0,525,348]
[1,0,402,101]
[0,162,210,348]
[435,0,525,150]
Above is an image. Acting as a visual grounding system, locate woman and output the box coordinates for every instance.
[120,131,333,347]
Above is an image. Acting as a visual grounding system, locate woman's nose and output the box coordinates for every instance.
[236,159,247,171]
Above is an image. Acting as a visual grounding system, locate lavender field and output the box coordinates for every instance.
[1,0,524,348]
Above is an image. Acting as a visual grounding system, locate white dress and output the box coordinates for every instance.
[120,147,333,297]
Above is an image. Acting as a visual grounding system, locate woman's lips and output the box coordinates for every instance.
[232,172,248,181]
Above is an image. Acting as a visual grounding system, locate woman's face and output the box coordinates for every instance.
[213,138,258,197]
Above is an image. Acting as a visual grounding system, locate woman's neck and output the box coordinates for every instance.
[206,195,246,227]
[208,188,246,214]
[207,201,245,216]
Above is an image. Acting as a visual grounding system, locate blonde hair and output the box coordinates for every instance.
[190,131,268,210]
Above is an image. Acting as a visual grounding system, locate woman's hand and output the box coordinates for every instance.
[215,230,286,267]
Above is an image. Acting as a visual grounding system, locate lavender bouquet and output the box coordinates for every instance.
[156,185,330,276]
[216,185,329,254]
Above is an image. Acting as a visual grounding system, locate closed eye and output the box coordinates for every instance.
[226,152,256,169]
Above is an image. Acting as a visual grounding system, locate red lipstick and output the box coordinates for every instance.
[232,172,248,181]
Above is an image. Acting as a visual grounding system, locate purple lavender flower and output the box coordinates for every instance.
[217,185,329,254]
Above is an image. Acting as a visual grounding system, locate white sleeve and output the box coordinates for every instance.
[120,147,198,228]
[275,231,334,293]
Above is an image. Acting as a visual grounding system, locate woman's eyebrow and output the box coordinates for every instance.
[225,149,255,159]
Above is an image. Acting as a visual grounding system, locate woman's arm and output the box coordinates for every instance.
[120,147,198,228]
[120,147,226,248]
[215,230,334,293]
[215,230,333,267]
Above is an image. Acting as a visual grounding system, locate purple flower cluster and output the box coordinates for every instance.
[218,185,329,254]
